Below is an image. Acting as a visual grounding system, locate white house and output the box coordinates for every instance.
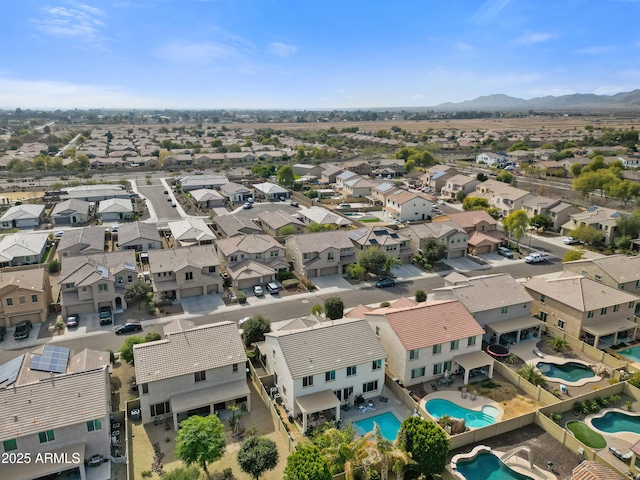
[475,152,508,167]
[383,190,433,222]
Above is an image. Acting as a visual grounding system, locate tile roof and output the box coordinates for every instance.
[0,267,47,292]
[564,254,640,284]
[214,215,262,237]
[445,210,498,230]
[220,182,251,195]
[168,218,215,243]
[216,233,283,256]
[98,197,133,213]
[348,226,409,246]
[266,318,385,379]
[50,199,91,216]
[134,321,246,383]
[523,275,639,312]
[257,210,304,230]
[148,244,220,272]
[57,226,105,255]
[570,461,622,480]
[118,221,161,246]
[190,188,225,202]
[0,204,45,221]
[288,230,353,253]
[0,233,48,263]
[254,182,288,194]
[297,206,352,226]
[59,250,137,286]
[402,221,465,240]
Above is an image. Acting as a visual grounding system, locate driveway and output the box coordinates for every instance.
[309,274,352,290]
[179,295,225,315]
[390,264,426,280]
[439,256,490,272]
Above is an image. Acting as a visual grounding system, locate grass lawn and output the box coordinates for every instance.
[566,421,606,449]
[361,218,380,223]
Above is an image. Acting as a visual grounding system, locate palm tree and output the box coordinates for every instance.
[516,365,545,386]
[344,433,376,480]
[546,336,569,353]
[384,255,402,276]
[372,425,414,480]
[391,429,415,480]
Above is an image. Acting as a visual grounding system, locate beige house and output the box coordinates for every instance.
[118,221,162,251]
[0,266,52,327]
[134,320,250,430]
[341,160,371,176]
[474,180,533,217]
[347,226,413,263]
[383,190,433,222]
[436,211,504,254]
[213,215,262,238]
[255,210,305,237]
[285,230,356,278]
[368,182,399,206]
[523,274,639,348]
[441,174,480,200]
[560,206,623,246]
[57,226,106,260]
[147,245,223,301]
[423,165,458,193]
[296,206,353,229]
[400,221,468,259]
[521,195,577,231]
[167,218,215,246]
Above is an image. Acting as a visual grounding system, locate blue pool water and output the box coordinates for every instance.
[353,412,402,441]
[619,346,640,364]
[425,398,497,428]
[536,361,595,382]
[591,411,640,434]
[456,451,533,480]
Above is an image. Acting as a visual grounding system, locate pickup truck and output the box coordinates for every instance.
[525,252,548,264]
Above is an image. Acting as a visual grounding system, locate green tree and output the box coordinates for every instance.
[372,425,414,480]
[516,365,545,386]
[529,214,553,232]
[346,263,366,280]
[308,223,335,232]
[455,190,466,202]
[563,250,584,262]
[383,255,402,275]
[508,141,529,151]
[547,336,569,352]
[324,296,344,320]
[415,290,427,302]
[616,209,640,238]
[280,225,296,236]
[118,336,144,365]
[569,224,604,245]
[242,315,272,347]
[403,159,416,174]
[284,444,332,480]
[47,259,60,273]
[145,332,162,342]
[421,238,447,264]
[125,279,153,308]
[502,210,529,248]
[161,464,201,480]
[277,165,295,187]
[356,247,388,276]
[462,196,490,211]
[237,436,279,480]
[496,171,515,184]
[476,172,488,182]
[570,163,583,178]
[615,235,633,251]
[397,417,449,477]
[175,415,226,473]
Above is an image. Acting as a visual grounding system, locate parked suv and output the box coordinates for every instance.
[13,320,33,339]
[99,306,113,325]
[0,325,6,341]
[497,246,514,259]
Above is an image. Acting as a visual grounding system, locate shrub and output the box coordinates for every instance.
[277,271,294,281]
[222,468,233,480]
[380,301,391,308]
[236,290,247,304]
[47,259,60,273]
[311,304,324,315]
[551,413,563,424]
[415,290,427,302]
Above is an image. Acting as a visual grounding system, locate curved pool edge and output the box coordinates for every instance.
[450,445,493,478]
[585,407,640,444]
[420,391,504,427]
[533,358,601,387]
[450,446,555,480]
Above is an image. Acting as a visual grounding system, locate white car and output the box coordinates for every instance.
[563,237,581,245]
[437,199,445,205]
[239,316,251,326]
[253,286,264,296]
[53,231,64,238]
[390,219,401,225]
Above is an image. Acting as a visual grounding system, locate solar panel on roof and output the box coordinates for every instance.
[369,239,378,245]
[587,206,598,212]
[30,345,70,374]
[390,233,399,238]
[0,354,25,386]
[611,212,622,218]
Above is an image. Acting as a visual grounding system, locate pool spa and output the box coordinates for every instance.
[425,398,499,428]
[535,361,596,384]
[353,412,402,442]
[589,409,640,437]
[452,447,534,480]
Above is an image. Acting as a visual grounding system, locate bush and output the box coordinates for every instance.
[47,259,60,273]
[236,291,247,304]
[324,297,344,320]
[379,301,391,308]
[415,290,426,302]
[141,471,152,478]
[277,271,294,281]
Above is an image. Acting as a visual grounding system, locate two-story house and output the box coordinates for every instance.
[134,320,250,430]
[368,182,398,206]
[441,174,480,200]
[167,218,215,246]
[436,210,504,254]
[319,165,344,184]
[348,226,413,264]
[341,160,371,176]
[0,204,46,229]
[261,318,385,433]
[0,266,52,327]
[523,274,639,348]
[285,230,355,278]
[560,206,623,247]
[118,221,162,251]
[433,273,540,345]
[57,226,106,260]
[50,199,92,226]
[147,245,223,301]
[296,206,353,229]
[400,221,468,259]
[58,251,139,317]
[255,210,305,237]
[334,171,359,191]
[0,233,49,267]
[475,152,508,167]
[474,180,534,217]
[358,300,491,386]
[383,190,433,222]
[423,165,458,194]
[216,234,288,289]
[342,177,377,198]
[521,195,577,231]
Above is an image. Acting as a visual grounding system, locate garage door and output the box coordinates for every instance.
[448,249,465,258]
[54,217,71,225]
[237,278,257,289]
[67,303,97,316]
[8,312,43,327]
[475,246,492,254]
[182,287,204,298]
[319,266,339,276]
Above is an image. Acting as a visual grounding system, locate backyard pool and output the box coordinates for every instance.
[353,412,402,442]
[619,345,640,364]
[425,398,498,428]
[456,451,533,480]
[591,411,640,435]
[536,361,595,383]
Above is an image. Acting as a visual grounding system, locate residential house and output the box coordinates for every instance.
[475,152,508,167]
[0,233,49,267]
[58,251,139,317]
[50,199,92,226]
[423,165,458,194]
[0,349,111,480]
[368,182,398,206]
[285,230,355,277]
[147,245,223,301]
[261,318,385,433]
[213,215,262,238]
[253,182,289,200]
[341,177,376,198]
[134,320,249,430]
[292,164,324,177]
[319,165,343,184]
[167,218,215,246]
[523,274,639,348]
[257,151,284,161]
[358,300,491,386]
[432,273,540,345]
[535,161,567,177]
[400,221,467,259]
[164,153,193,166]
[220,182,253,203]
[255,210,305,237]
[98,198,134,222]
[296,206,353,229]
[227,152,257,163]
[178,175,229,192]
[383,190,433,222]
[118,221,162,252]
[435,210,504,254]
[334,170,359,191]
[61,184,130,202]
[441,174,480,200]
[0,266,52,327]
[348,226,413,263]
[341,160,371,176]
[216,234,288,289]
[57,226,106,259]
[614,155,640,168]
[195,153,225,166]
[474,180,534,217]
[375,159,405,177]
[560,206,624,246]
[0,204,46,229]
[520,195,577,231]
[190,189,226,208]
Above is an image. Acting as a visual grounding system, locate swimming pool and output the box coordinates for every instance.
[619,345,640,364]
[591,411,640,435]
[456,451,533,480]
[353,412,402,442]
[425,398,498,428]
[536,361,595,382]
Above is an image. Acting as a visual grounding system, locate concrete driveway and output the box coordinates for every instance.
[438,256,490,272]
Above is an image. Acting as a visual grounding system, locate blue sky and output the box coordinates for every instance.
[1,0,639,109]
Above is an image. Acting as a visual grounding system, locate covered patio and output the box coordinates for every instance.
[453,350,495,385]
[296,389,341,434]
[581,318,638,349]
[485,316,543,346]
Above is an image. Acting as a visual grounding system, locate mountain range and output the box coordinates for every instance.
[431,89,640,111]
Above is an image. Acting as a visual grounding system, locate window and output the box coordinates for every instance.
[3,439,17,452]
[450,340,459,351]
[375,326,380,336]
[409,349,420,360]
[636,280,640,288]
[141,383,149,394]
[233,364,238,373]
[540,311,548,322]
[328,252,334,260]
[444,361,452,372]
[117,276,123,284]
[630,302,636,309]
[38,430,55,443]
[270,250,279,257]
[433,363,442,375]
[347,365,357,376]
[600,307,607,315]
[557,319,565,329]
[5,298,12,306]
[303,375,314,387]
[31,294,38,303]
[614,304,620,312]
[500,306,508,314]
[231,255,238,262]
[432,344,441,355]
[86,419,102,432]
[303,253,310,260]
[99,284,108,292]
[19,296,25,305]
[150,401,171,417]
[468,336,476,346]
[65,283,75,289]
[581,271,587,276]
[372,359,382,371]
[128,275,133,283]
[194,370,206,382]
[325,370,336,382]
[411,367,425,379]
[595,275,602,280]
[540,294,545,304]
[587,311,594,319]
[208,265,216,273]
[185,271,193,280]
[363,380,378,393]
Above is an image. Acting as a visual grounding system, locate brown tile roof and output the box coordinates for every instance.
[446,210,497,230]
[571,460,622,480]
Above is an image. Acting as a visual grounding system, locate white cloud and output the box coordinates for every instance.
[574,46,614,54]
[471,0,511,24]
[516,32,555,45]
[267,42,297,57]
[32,3,105,40]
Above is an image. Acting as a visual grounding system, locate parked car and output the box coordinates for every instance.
[437,199,445,205]
[243,203,253,210]
[171,202,177,207]
[66,314,80,328]
[247,197,254,203]
[0,325,6,341]
[525,252,548,264]
[54,231,64,238]
[115,322,142,335]
[266,282,279,294]
[163,190,169,194]
[13,320,32,339]
[166,196,172,201]
[253,285,264,296]
[375,277,396,288]
[99,306,113,325]
[563,237,581,245]
[390,219,401,225]
[497,246,514,259]
[290,201,299,207]
[239,316,251,326]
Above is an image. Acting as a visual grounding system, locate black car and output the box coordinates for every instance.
[66,314,80,328]
[375,277,396,288]
[99,306,113,325]
[14,320,33,339]
[115,322,142,335]
[0,325,6,341]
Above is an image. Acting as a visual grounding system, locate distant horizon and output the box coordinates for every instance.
[2,1,639,110]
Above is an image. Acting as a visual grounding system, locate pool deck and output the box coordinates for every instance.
[585,407,640,445]
[339,391,413,434]
[420,390,504,423]
[450,445,557,480]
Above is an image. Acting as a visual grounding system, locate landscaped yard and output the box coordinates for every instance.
[566,421,606,449]
[467,376,542,420]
